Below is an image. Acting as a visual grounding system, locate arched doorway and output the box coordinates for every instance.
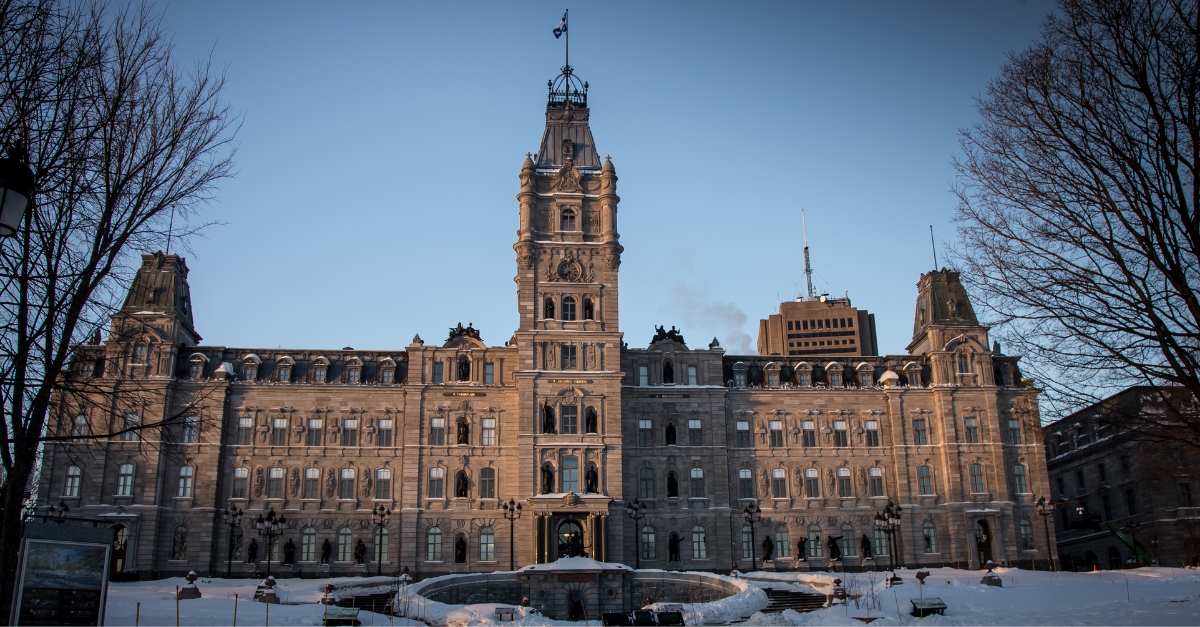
[111,525,128,577]
[1084,550,1099,571]
[557,520,585,558]
[974,520,993,566]
[1107,546,1122,570]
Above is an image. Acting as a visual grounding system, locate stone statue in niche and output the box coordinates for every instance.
[666,472,678,497]
[664,423,676,446]
[246,539,258,564]
[325,469,336,497]
[584,466,598,493]
[289,468,300,497]
[541,464,555,494]
[254,468,264,497]
[827,535,843,561]
[663,361,674,384]
[585,407,598,433]
[762,536,775,562]
[283,539,295,565]
[798,537,807,561]
[668,534,681,561]
[455,472,469,498]
[455,536,467,563]
[320,539,331,564]
[354,539,367,564]
[456,420,469,445]
[542,403,556,434]
[861,534,873,558]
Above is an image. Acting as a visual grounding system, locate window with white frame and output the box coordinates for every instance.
[118,464,134,496]
[639,365,649,386]
[735,421,750,447]
[738,468,754,499]
[691,525,708,559]
[687,365,697,385]
[480,417,496,446]
[378,419,394,447]
[267,467,284,498]
[869,467,884,496]
[771,468,787,498]
[769,420,784,447]
[231,467,248,498]
[339,468,355,499]
[64,466,81,497]
[177,467,194,498]
[690,467,705,498]
[303,468,319,499]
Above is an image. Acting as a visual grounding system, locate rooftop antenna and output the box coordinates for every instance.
[165,206,175,255]
[929,224,938,270]
[802,210,815,299]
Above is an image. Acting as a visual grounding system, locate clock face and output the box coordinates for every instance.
[557,260,582,281]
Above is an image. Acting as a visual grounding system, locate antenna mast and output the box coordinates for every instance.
[802,210,815,299]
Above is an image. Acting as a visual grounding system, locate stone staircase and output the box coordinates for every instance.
[761,588,828,613]
[334,591,395,615]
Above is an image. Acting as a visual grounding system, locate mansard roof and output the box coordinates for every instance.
[536,68,600,170]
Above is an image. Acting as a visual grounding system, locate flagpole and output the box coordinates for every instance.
[565,8,569,71]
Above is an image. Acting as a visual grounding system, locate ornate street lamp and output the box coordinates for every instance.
[45,500,69,522]
[223,504,244,578]
[1036,497,1056,571]
[743,501,761,572]
[373,504,391,576]
[626,498,646,570]
[255,508,286,578]
[0,144,34,238]
[502,499,522,571]
[876,501,902,567]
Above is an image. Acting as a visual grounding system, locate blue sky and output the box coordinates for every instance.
[157,1,1054,355]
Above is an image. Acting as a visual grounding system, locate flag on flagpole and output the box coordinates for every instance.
[553,10,568,39]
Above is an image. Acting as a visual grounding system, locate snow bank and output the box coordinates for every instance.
[644,574,769,625]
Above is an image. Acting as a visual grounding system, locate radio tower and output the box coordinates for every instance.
[802,210,815,300]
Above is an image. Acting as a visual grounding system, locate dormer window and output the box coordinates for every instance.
[826,362,844,388]
[188,354,207,380]
[311,357,329,383]
[764,363,780,387]
[242,365,257,380]
[346,357,363,384]
[732,362,747,388]
[857,363,874,387]
[560,208,576,231]
[797,362,812,387]
[379,358,397,384]
[905,362,922,387]
[277,366,290,382]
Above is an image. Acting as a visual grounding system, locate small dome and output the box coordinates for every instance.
[522,153,535,170]
[602,155,615,174]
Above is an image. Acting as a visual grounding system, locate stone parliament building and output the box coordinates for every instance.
[39,66,1056,580]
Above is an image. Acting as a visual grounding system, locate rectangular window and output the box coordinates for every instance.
[742,526,753,559]
[481,417,496,446]
[133,345,148,363]
[376,469,392,500]
[122,414,140,441]
[639,365,648,386]
[833,420,848,447]
[484,363,495,384]
[479,468,495,499]
[772,468,788,498]
[232,467,249,498]
[918,466,933,495]
[561,457,579,493]
[270,418,288,446]
[1180,483,1193,507]
[869,467,884,497]
[303,468,320,499]
[837,468,852,497]
[768,420,784,447]
[865,420,880,447]
[430,417,445,445]
[64,467,81,497]
[738,469,754,499]
[428,468,444,499]
[734,372,746,387]
[638,420,653,447]
[377,419,394,447]
[381,369,394,383]
[874,529,889,557]
[687,365,697,385]
[339,469,355,499]
[118,464,135,496]
[560,406,579,434]
[1057,476,1065,497]
[237,417,253,445]
[242,365,257,380]
[177,467,194,498]
[480,528,495,562]
[964,417,980,443]
[1125,488,1137,515]
[805,469,820,498]
[342,419,358,447]
[689,467,705,498]
[277,366,291,382]
[306,419,323,446]
[808,527,823,558]
[912,419,928,445]
[313,367,327,382]
[688,419,703,446]
[1007,419,1022,444]
[1013,465,1028,493]
[735,421,750,448]
[801,421,816,447]
[183,416,199,444]
[970,464,986,493]
[432,362,443,383]
[267,467,284,499]
[639,468,655,499]
[561,344,577,369]
[347,368,360,383]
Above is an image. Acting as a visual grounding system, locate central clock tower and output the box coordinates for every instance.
[513,65,625,563]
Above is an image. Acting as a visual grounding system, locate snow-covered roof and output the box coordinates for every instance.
[518,556,630,572]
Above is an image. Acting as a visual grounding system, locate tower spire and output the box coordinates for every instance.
[802,210,815,300]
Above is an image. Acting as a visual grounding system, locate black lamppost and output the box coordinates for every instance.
[1036,497,1055,571]
[255,508,286,578]
[223,504,244,578]
[373,504,390,576]
[743,502,761,572]
[875,501,902,567]
[0,144,35,238]
[626,498,646,570]
[502,499,522,571]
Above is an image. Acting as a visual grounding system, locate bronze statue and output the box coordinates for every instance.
[584,466,598,493]
[798,537,807,561]
[455,472,469,498]
[321,538,331,564]
[455,536,467,563]
[666,472,678,497]
[542,403,556,434]
[246,538,258,563]
[664,423,676,445]
[585,407,597,433]
[828,535,843,561]
[354,539,367,564]
[456,420,469,445]
[668,534,681,561]
[762,536,775,562]
[861,534,873,558]
[541,464,555,494]
[283,539,295,565]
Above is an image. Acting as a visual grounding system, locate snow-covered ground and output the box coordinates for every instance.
[101,566,1200,626]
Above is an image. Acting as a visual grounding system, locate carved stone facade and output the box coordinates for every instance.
[38,69,1055,579]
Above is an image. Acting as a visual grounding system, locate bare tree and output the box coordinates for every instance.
[952,0,1199,441]
[0,0,234,616]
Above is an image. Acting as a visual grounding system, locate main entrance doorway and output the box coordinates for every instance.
[557,520,585,558]
[111,525,128,576]
[974,520,993,566]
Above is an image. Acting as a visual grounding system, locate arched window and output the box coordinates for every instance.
[923,521,937,553]
[177,467,194,497]
[841,524,856,557]
[691,525,707,559]
[171,525,188,560]
[583,298,595,320]
[663,361,674,384]
[480,526,495,561]
[374,528,389,564]
[957,352,971,373]
[775,525,790,558]
[771,468,787,498]
[301,527,317,561]
[339,468,355,499]
[639,468,655,499]
[807,525,823,558]
[544,297,555,320]
[561,208,576,231]
[426,526,442,561]
[71,415,88,436]
[1019,518,1035,550]
[641,526,656,560]
[561,296,577,321]
[969,463,985,493]
[1013,465,1028,493]
[375,468,392,500]
[337,527,353,562]
[64,466,81,497]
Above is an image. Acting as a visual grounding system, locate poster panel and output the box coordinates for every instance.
[13,538,111,626]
